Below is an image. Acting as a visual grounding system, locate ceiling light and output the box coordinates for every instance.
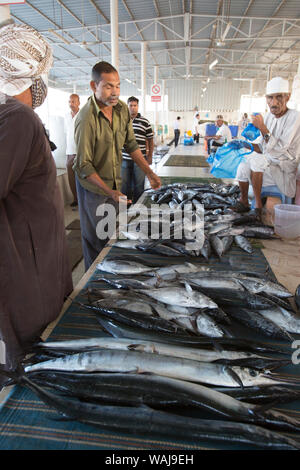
[221,22,232,42]
[202,87,207,92]
[209,59,218,70]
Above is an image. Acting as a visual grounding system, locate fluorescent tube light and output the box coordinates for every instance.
[209,59,218,70]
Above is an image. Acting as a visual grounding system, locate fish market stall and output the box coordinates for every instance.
[1,182,300,450]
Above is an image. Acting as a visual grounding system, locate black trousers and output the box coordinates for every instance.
[169,129,180,147]
[207,139,223,153]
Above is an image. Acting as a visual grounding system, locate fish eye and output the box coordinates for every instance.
[249,369,257,377]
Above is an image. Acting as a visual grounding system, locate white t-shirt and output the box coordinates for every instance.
[192,116,200,134]
[64,111,79,155]
[216,124,232,144]
[173,119,181,130]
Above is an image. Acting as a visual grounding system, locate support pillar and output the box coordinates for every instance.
[141,42,147,116]
[110,0,119,70]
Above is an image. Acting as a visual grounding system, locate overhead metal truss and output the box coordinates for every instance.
[8,0,300,92]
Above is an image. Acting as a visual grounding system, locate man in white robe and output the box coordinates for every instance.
[233,77,300,219]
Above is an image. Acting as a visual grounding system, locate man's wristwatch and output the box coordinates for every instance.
[263,133,271,143]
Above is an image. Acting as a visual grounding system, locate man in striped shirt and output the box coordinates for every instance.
[121,96,154,203]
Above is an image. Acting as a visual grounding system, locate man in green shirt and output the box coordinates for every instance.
[74,61,161,270]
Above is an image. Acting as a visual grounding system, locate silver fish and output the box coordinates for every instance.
[138,282,218,309]
[196,313,225,337]
[236,277,292,299]
[209,235,224,258]
[96,259,154,275]
[234,235,254,254]
[35,337,270,363]
[24,349,294,388]
[259,306,300,334]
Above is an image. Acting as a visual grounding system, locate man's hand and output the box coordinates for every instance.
[147,172,161,190]
[252,114,269,135]
[109,189,132,204]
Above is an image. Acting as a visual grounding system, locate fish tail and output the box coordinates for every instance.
[0,365,24,385]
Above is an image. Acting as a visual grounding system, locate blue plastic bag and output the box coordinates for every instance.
[184,137,194,146]
[210,140,253,179]
[206,153,215,164]
[241,113,261,141]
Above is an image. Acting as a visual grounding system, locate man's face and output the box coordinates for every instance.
[128,100,139,118]
[69,95,80,113]
[266,93,290,118]
[216,119,223,127]
[90,71,120,107]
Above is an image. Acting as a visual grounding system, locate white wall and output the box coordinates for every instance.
[35,88,89,169]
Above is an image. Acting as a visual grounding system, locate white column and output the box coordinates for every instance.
[154,66,158,136]
[0,5,11,24]
[161,79,165,142]
[141,42,147,116]
[110,0,119,70]
[296,58,300,112]
[73,83,77,94]
[249,79,254,114]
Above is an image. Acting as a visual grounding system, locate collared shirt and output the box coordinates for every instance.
[122,113,154,161]
[64,110,79,155]
[73,95,139,195]
[216,124,232,143]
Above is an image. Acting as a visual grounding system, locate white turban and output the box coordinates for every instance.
[0,22,53,96]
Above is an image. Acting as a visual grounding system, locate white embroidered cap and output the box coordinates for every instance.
[266,77,289,95]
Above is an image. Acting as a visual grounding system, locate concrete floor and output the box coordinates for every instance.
[64,204,85,287]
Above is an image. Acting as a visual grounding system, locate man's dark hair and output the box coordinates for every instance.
[127,96,139,104]
[92,61,118,83]
[177,116,181,120]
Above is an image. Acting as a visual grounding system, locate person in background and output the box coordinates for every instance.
[168,116,181,147]
[0,19,73,383]
[64,93,80,208]
[74,61,161,271]
[121,96,154,203]
[233,77,300,220]
[238,112,250,135]
[204,114,232,154]
[193,112,200,143]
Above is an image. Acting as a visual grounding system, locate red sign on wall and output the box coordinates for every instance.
[151,83,161,102]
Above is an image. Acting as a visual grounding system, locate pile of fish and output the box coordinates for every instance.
[2,182,299,449]
[2,330,300,450]
[3,261,298,449]
[115,182,278,259]
[93,258,300,342]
